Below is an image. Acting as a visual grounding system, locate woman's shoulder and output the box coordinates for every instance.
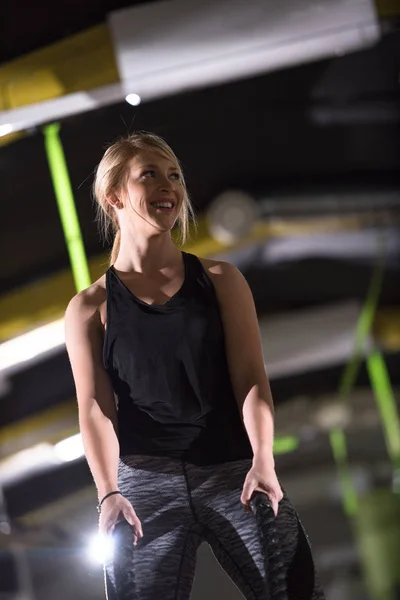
[196,256,242,280]
[196,256,249,300]
[65,275,107,327]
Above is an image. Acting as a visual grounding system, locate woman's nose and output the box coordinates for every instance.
[158,176,174,191]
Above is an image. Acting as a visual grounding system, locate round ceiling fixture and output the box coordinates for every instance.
[207,189,259,245]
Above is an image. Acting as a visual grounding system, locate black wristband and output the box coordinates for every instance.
[97,490,121,514]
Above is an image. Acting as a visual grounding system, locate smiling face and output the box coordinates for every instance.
[115,150,185,237]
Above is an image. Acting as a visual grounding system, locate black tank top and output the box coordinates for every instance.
[103,251,253,465]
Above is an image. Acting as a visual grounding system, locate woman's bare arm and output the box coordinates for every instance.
[65,285,143,541]
[65,287,120,500]
[200,258,275,464]
[203,258,283,514]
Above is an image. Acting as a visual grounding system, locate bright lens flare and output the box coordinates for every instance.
[87,532,114,565]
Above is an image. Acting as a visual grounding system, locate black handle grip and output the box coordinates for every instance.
[250,492,288,600]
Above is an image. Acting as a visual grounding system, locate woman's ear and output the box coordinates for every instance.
[106,193,123,210]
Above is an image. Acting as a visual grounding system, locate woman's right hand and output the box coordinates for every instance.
[99,494,144,546]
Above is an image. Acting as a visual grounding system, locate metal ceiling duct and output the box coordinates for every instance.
[110,0,380,99]
[260,300,371,379]
[0,0,380,133]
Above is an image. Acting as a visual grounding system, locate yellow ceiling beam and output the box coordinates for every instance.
[374,0,400,17]
[0,24,118,109]
[5,68,65,108]
[0,24,119,146]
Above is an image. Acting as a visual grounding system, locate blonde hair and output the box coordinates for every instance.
[93,131,195,265]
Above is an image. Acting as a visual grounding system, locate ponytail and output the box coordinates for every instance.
[110,230,121,266]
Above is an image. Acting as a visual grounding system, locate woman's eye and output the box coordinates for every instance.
[141,170,180,181]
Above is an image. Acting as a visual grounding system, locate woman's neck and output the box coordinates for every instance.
[114,231,182,275]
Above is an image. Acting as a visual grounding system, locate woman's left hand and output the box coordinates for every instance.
[241,456,283,517]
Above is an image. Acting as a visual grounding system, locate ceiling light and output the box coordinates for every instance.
[207,190,258,244]
[53,433,84,462]
[125,93,141,106]
[0,124,13,137]
[0,443,58,485]
[0,318,64,373]
[0,434,84,486]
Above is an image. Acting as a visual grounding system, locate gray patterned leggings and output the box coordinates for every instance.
[104,456,325,600]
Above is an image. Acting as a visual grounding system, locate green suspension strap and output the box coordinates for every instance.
[331,231,400,500]
[331,231,400,600]
[338,234,385,399]
[362,345,400,599]
[43,123,91,293]
[273,436,298,456]
[329,427,358,517]
[355,489,400,600]
[367,350,400,488]
[330,232,386,517]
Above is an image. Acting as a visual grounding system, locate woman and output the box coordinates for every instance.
[65,132,324,600]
